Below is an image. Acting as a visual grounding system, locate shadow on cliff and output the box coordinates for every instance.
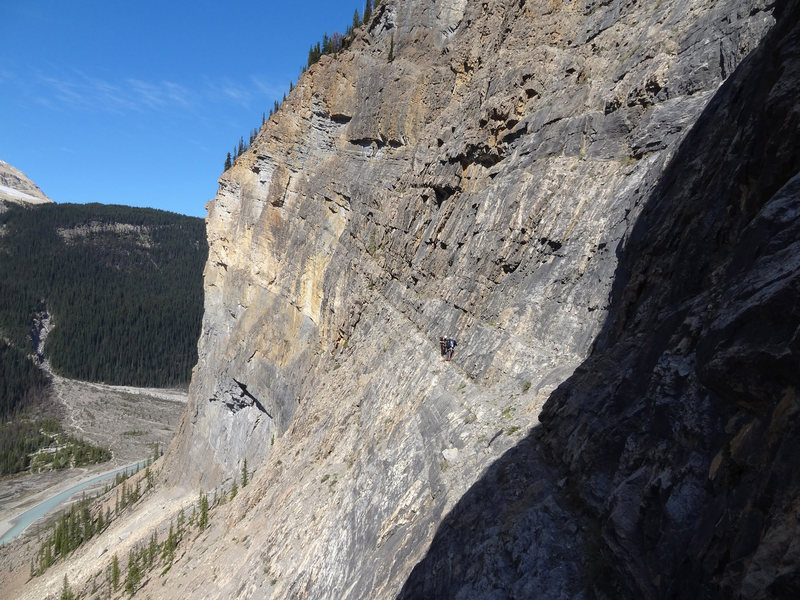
[398,1,800,598]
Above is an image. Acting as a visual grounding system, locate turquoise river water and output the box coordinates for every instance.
[0,461,147,545]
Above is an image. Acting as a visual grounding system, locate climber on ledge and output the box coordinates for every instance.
[440,337,457,361]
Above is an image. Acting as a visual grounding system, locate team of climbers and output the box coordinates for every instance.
[439,337,457,361]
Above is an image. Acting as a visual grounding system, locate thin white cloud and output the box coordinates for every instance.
[163,81,192,107]
[7,67,284,117]
[126,78,193,111]
[33,96,57,110]
[89,76,137,112]
[202,77,258,107]
[221,85,250,104]
[250,75,285,99]
[40,74,87,107]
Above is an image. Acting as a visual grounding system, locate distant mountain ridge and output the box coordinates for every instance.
[0,160,53,206]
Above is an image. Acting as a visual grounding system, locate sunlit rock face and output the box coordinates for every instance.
[162,0,798,597]
[0,160,53,206]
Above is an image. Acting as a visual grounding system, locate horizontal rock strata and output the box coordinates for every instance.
[157,0,795,598]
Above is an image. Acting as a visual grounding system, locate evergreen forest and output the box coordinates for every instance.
[0,202,207,418]
[0,418,111,476]
[0,339,50,420]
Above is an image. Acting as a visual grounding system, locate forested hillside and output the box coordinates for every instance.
[0,202,207,418]
[0,340,50,420]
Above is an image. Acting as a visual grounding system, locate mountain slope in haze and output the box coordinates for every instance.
[0,161,52,206]
[0,201,207,419]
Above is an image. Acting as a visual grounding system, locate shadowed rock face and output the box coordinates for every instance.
[535,1,800,596]
[160,0,797,598]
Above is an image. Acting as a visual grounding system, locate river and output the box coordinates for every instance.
[0,461,147,545]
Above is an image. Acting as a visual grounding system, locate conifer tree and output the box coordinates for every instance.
[242,457,248,487]
[111,553,120,590]
[148,531,158,567]
[198,492,209,530]
[60,574,74,600]
[364,0,372,24]
[353,9,360,30]
[308,41,321,67]
[125,548,141,595]
[224,152,232,171]
[231,476,238,499]
[81,500,92,540]
[163,523,176,562]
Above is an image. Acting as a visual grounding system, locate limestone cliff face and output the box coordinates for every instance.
[163,0,794,597]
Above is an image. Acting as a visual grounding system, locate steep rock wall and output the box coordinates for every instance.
[538,1,800,595]
[162,0,785,598]
[403,0,800,597]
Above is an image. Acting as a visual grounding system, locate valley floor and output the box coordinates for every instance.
[0,375,186,598]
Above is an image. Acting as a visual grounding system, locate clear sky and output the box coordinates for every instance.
[1,1,366,218]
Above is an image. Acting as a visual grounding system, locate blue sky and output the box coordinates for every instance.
[1,1,366,218]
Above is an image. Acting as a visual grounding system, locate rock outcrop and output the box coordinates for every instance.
[153,0,797,598]
[0,160,52,206]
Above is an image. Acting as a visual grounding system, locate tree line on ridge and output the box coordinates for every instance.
[224,0,383,172]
